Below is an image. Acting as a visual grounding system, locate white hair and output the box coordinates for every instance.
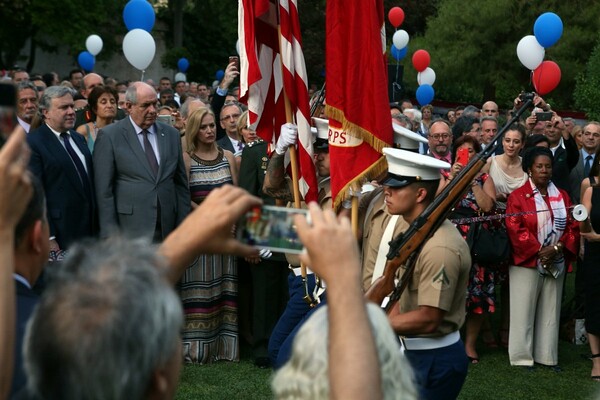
[271,303,417,400]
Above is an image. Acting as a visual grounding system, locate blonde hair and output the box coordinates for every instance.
[236,110,250,143]
[185,107,214,153]
[271,303,417,400]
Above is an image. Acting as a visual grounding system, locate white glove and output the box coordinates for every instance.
[275,123,298,155]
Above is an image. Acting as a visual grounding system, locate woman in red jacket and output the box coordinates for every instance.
[506,146,579,371]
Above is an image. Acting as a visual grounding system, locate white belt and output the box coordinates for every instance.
[399,331,460,351]
[289,265,314,276]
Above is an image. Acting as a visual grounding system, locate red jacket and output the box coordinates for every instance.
[506,180,579,269]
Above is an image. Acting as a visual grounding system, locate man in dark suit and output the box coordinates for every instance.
[216,101,243,155]
[93,82,190,242]
[543,114,579,194]
[10,176,48,398]
[569,122,600,203]
[28,86,97,251]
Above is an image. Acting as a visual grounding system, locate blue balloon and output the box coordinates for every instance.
[123,0,156,32]
[391,45,408,61]
[416,84,434,106]
[77,51,95,72]
[177,58,190,73]
[533,12,563,48]
[216,69,225,81]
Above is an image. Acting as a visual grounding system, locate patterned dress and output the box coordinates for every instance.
[180,148,238,363]
[452,174,496,314]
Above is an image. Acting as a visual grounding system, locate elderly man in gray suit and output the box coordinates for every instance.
[93,82,190,242]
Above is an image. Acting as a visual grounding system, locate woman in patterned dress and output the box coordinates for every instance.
[180,107,239,363]
[447,135,497,364]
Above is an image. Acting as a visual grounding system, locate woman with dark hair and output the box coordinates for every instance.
[447,135,496,363]
[506,146,578,371]
[523,134,550,151]
[480,123,528,349]
[76,86,118,152]
[579,145,600,380]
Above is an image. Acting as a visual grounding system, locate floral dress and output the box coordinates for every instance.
[452,173,496,314]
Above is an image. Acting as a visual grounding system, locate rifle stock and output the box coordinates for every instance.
[365,95,535,309]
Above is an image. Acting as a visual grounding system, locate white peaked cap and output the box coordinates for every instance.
[382,147,450,187]
[392,122,428,150]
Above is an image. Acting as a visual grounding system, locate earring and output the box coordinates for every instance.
[528,171,532,177]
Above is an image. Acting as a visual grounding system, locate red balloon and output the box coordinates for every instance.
[532,61,561,95]
[412,50,431,73]
[388,7,405,28]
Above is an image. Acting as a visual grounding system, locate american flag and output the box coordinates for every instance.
[239,0,318,204]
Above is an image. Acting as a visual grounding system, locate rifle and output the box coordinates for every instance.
[309,83,326,118]
[365,93,535,312]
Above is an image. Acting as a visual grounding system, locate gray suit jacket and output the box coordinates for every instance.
[93,117,190,240]
[569,149,589,204]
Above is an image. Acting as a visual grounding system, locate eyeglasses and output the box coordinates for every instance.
[134,100,159,110]
[220,113,240,122]
[200,123,216,131]
[430,133,451,141]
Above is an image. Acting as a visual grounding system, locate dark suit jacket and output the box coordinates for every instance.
[217,135,236,154]
[569,149,591,204]
[93,117,190,240]
[10,280,40,398]
[28,124,97,249]
[552,136,579,196]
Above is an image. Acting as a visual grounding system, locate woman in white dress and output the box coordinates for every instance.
[481,123,528,349]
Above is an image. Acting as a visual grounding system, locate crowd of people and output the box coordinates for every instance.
[1,61,599,400]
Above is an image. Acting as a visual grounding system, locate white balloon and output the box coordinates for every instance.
[174,72,186,82]
[392,30,409,51]
[516,35,545,70]
[86,35,103,56]
[417,67,436,86]
[123,29,156,71]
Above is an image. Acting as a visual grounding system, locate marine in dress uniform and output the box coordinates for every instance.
[381,148,471,400]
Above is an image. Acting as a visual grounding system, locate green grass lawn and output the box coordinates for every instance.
[176,273,600,400]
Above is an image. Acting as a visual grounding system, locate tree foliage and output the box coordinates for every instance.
[574,37,600,120]
[0,0,128,71]
[411,0,600,109]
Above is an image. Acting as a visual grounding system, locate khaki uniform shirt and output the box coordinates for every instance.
[360,188,409,291]
[399,219,471,336]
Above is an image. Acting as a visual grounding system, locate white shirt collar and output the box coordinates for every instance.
[129,116,156,135]
[13,273,31,289]
[17,116,31,133]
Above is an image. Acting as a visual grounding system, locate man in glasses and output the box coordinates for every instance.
[427,120,453,168]
[217,102,244,155]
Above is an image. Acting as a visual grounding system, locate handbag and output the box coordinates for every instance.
[466,221,510,266]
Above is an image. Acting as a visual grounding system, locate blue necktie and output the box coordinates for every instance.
[61,132,92,199]
[584,155,593,178]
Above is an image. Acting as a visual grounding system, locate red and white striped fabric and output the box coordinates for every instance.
[239,0,318,203]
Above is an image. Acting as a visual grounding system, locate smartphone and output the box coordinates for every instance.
[237,205,308,254]
[0,83,17,137]
[536,111,553,121]
[456,147,470,166]
[157,114,174,126]
[229,55,239,70]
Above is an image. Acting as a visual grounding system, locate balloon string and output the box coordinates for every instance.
[141,70,145,81]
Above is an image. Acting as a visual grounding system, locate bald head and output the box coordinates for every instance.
[83,73,104,98]
[181,99,206,120]
[481,101,499,117]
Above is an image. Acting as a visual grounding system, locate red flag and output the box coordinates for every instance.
[239,0,318,203]
[326,0,393,209]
